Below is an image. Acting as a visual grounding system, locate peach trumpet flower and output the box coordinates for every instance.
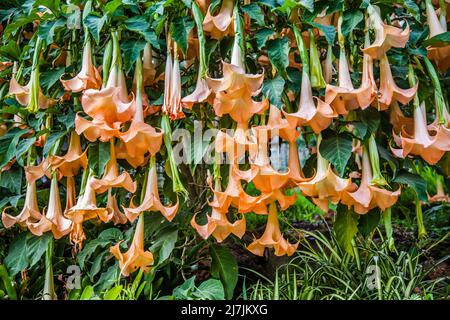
[48,131,87,177]
[391,101,450,165]
[65,176,76,211]
[325,45,375,115]
[376,54,417,110]
[203,0,234,40]
[2,181,41,228]
[60,39,102,92]
[341,147,400,214]
[426,0,450,72]
[105,190,128,225]
[123,156,179,223]
[297,136,352,212]
[75,115,122,142]
[247,202,298,257]
[284,69,336,133]
[65,176,110,248]
[362,4,410,59]
[9,76,56,110]
[27,175,72,239]
[182,73,212,109]
[90,142,136,194]
[110,214,154,277]
[390,101,414,134]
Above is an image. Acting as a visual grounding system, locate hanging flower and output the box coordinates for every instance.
[247,202,298,257]
[376,54,417,110]
[90,141,136,194]
[285,68,336,133]
[123,156,178,222]
[297,135,352,212]
[105,190,128,225]
[362,4,410,59]
[390,101,414,134]
[110,214,154,277]
[426,0,450,72]
[342,146,400,214]
[48,131,88,177]
[391,101,450,165]
[27,174,72,239]
[75,115,122,142]
[203,0,234,40]
[64,176,76,211]
[428,177,450,203]
[2,181,41,228]
[60,38,102,92]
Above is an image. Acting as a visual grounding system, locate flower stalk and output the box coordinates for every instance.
[309,29,326,89]
[423,57,446,125]
[367,134,388,187]
[43,238,56,300]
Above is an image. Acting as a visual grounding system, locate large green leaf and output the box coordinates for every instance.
[210,244,238,300]
[27,233,52,268]
[83,13,107,44]
[124,16,160,49]
[266,37,290,78]
[341,9,363,37]
[394,171,427,202]
[334,206,359,256]
[4,233,28,277]
[255,28,274,50]
[195,279,225,300]
[170,16,195,55]
[422,31,450,47]
[319,134,353,177]
[241,3,265,26]
[262,75,285,107]
[0,167,23,195]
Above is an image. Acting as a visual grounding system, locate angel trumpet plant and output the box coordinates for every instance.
[123,155,179,223]
[283,25,336,133]
[391,66,450,165]
[428,176,450,203]
[117,56,163,168]
[110,213,154,277]
[162,37,184,120]
[297,134,352,212]
[27,173,72,239]
[9,37,56,113]
[247,202,298,257]
[182,1,212,109]
[203,0,234,40]
[60,35,102,92]
[325,16,374,115]
[426,0,450,72]
[48,131,88,177]
[342,146,400,214]
[362,4,410,59]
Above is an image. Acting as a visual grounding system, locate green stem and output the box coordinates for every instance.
[415,195,427,239]
[423,57,446,124]
[102,39,113,86]
[292,24,309,76]
[192,1,207,77]
[309,29,326,89]
[0,265,17,300]
[367,134,388,187]
[43,238,56,300]
[29,37,43,113]
[383,208,395,252]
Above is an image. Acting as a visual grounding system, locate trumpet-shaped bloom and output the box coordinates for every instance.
[27,176,72,239]
[182,73,212,109]
[2,181,41,228]
[247,203,298,257]
[105,190,128,225]
[284,69,336,133]
[123,157,179,222]
[65,176,76,211]
[376,54,417,110]
[428,178,450,203]
[142,43,159,86]
[362,4,410,59]
[9,76,56,109]
[391,101,450,165]
[61,40,102,92]
[90,143,136,194]
[297,140,352,212]
[341,148,400,214]
[325,48,375,115]
[426,1,450,72]
[162,48,185,120]
[110,214,154,277]
[48,132,87,177]
[203,0,234,40]
[390,101,414,134]
[74,114,122,142]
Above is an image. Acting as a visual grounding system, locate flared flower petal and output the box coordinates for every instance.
[2,181,41,228]
[9,77,56,109]
[181,75,212,109]
[61,40,102,92]
[203,0,234,40]
[105,190,128,225]
[75,114,122,142]
[247,203,298,257]
[110,214,154,277]
[48,131,87,177]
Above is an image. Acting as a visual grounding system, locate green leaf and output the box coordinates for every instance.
[255,28,274,50]
[15,137,36,166]
[27,233,52,268]
[319,134,353,177]
[104,0,123,15]
[38,18,66,45]
[121,40,147,72]
[422,31,450,47]
[262,75,285,107]
[0,128,29,168]
[43,130,67,157]
[357,210,380,238]
[195,279,225,300]
[394,172,427,202]
[308,22,336,45]
[170,16,195,55]
[0,168,23,195]
[241,3,265,26]
[334,206,359,256]
[341,9,363,37]
[96,265,120,293]
[33,0,61,16]
[0,41,21,61]
[123,16,160,49]
[41,67,66,91]
[83,14,107,44]
[103,285,123,300]
[150,229,178,264]
[88,142,110,176]
[80,285,95,300]
[4,233,28,277]
[210,244,238,300]
[267,37,290,78]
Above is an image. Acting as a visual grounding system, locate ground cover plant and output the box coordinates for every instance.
[0,0,449,300]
